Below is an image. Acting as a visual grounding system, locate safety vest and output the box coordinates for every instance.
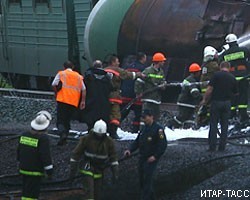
[56,70,83,107]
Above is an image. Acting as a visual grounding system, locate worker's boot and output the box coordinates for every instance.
[57,124,68,146]
[108,124,120,140]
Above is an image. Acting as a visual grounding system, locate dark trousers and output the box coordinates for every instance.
[231,79,249,122]
[22,175,41,199]
[57,102,76,138]
[83,176,103,200]
[209,100,231,150]
[139,159,158,200]
[177,106,195,122]
[121,103,142,132]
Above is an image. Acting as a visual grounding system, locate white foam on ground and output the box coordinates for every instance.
[117,126,211,141]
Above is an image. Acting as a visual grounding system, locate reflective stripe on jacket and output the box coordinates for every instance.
[56,70,83,107]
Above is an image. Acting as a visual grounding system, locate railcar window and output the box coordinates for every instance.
[9,0,21,3]
[0,3,2,14]
[8,0,22,6]
[35,0,50,7]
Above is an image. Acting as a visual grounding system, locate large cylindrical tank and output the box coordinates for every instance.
[84,0,250,101]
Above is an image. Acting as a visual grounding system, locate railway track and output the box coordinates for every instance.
[0,88,54,100]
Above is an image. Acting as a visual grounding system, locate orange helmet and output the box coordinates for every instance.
[152,52,166,62]
[189,63,201,73]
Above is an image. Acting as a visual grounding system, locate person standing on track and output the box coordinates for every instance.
[17,111,53,200]
[135,52,167,121]
[220,33,250,124]
[167,63,202,129]
[124,109,167,200]
[52,61,86,145]
[104,55,145,139]
[121,52,147,133]
[201,61,238,151]
[80,60,113,131]
[70,119,119,200]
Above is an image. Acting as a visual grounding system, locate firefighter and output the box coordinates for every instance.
[121,52,147,133]
[124,109,167,200]
[70,119,119,200]
[52,61,86,145]
[200,46,220,93]
[135,52,166,121]
[221,33,250,123]
[80,60,113,131]
[167,63,202,128]
[17,111,53,200]
[104,54,144,139]
[197,46,220,126]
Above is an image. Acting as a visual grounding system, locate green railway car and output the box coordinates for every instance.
[0,0,95,89]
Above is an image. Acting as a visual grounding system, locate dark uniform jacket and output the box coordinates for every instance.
[104,66,137,104]
[71,131,118,174]
[129,122,167,161]
[121,61,146,100]
[221,43,249,78]
[17,131,53,176]
[135,65,165,104]
[177,75,202,108]
[80,68,113,124]
[200,61,220,93]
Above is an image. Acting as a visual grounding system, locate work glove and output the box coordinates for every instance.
[69,161,79,181]
[111,165,119,185]
[222,44,230,51]
[136,72,146,79]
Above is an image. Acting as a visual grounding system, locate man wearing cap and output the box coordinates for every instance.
[70,119,119,200]
[17,111,53,200]
[135,52,166,121]
[124,110,167,200]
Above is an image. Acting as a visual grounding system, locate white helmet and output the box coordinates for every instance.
[225,33,237,43]
[37,110,52,121]
[93,120,107,134]
[203,46,217,57]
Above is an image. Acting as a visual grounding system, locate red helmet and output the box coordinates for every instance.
[152,52,166,62]
[189,63,201,73]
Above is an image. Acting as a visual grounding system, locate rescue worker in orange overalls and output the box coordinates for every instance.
[52,61,86,145]
[70,119,119,200]
[104,55,144,139]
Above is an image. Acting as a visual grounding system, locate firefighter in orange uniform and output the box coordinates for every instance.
[52,61,86,145]
[104,55,144,139]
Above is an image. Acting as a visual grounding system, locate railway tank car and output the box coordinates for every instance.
[84,0,250,102]
[1,0,250,96]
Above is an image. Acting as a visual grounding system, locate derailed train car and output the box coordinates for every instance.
[84,0,250,101]
[0,0,250,97]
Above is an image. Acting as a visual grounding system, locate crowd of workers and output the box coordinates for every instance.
[16,33,249,200]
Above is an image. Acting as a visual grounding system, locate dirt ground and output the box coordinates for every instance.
[1,124,250,200]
